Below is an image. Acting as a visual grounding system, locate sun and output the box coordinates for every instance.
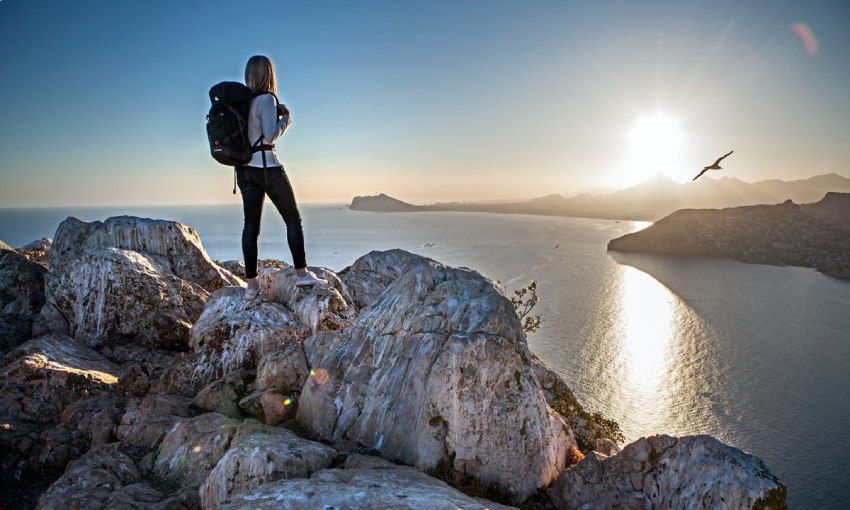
[619,113,689,186]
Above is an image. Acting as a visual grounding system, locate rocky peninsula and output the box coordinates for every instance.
[1,216,786,509]
[608,192,850,278]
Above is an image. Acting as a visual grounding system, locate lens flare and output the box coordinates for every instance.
[311,367,330,386]
[283,397,292,406]
[791,22,817,56]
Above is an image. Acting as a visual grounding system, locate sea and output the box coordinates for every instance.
[1,203,848,509]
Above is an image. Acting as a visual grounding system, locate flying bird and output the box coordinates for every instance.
[692,150,734,181]
[553,244,560,249]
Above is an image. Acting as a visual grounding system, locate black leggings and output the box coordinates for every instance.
[236,166,306,278]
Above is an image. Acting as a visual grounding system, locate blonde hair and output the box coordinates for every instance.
[244,55,278,96]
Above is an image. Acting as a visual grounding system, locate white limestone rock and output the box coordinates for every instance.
[199,419,337,509]
[337,248,427,309]
[153,412,241,486]
[48,216,240,290]
[188,286,309,390]
[216,453,516,510]
[297,257,574,502]
[17,237,52,267]
[45,216,242,350]
[253,343,309,394]
[548,435,787,510]
[257,265,354,333]
[1,334,122,422]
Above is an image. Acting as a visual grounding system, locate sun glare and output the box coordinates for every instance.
[619,113,688,186]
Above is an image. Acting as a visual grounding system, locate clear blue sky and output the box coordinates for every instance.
[1,0,849,206]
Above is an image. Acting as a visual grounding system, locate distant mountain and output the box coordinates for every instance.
[350,173,850,221]
[751,174,850,204]
[607,192,850,278]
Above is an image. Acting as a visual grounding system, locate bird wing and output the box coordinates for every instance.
[692,167,710,181]
[713,150,734,166]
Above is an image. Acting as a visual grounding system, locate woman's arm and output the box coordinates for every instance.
[259,94,292,143]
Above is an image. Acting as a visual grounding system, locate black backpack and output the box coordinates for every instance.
[205,81,277,168]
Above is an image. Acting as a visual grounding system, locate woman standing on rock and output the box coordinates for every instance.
[238,55,326,299]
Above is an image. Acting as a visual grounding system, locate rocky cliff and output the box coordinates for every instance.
[608,193,850,278]
[0,216,786,509]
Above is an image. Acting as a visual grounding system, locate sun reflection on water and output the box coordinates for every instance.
[615,265,675,425]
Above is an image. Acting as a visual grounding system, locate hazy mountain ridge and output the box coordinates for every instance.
[607,192,850,277]
[350,173,850,221]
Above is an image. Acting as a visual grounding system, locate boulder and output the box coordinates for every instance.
[548,435,787,510]
[218,258,286,278]
[0,334,123,478]
[218,259,246,277]
[337,249,427,309]
[238,389,296,425]
[257,265,354,333]
[18,237,52,267]
[108,344,175,398]
[116,393,192,450]
[36,443,143,510]
[199,419,337,509]
[45,216,242,350]
[31,301,70,338]
[191,380,242,419]
[216,453,516,510]
[33,391,124,473]
[253,343,309,394]
[1,334,122,422]
[190,286,309,386]
[297,257,573,501]
[149,352,213,398]
[36,442,198,510]
[595,437,620,456]
[46,247,210,350]
[153,412,241,486]
[48,216,240,291]
[0,245,47,352]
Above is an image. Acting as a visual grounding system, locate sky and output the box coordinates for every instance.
[1,0,849,207]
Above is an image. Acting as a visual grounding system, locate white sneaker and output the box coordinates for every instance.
[244,278,260,300]
[295,270,328,288]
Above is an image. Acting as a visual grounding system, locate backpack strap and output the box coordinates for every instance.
[249,92,278,170]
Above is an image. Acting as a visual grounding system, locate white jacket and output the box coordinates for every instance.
[245,93,292,168]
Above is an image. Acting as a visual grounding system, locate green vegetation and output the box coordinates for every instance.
[511,281,542,333]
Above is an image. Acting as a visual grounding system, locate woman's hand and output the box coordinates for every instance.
[277,104,290,117]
